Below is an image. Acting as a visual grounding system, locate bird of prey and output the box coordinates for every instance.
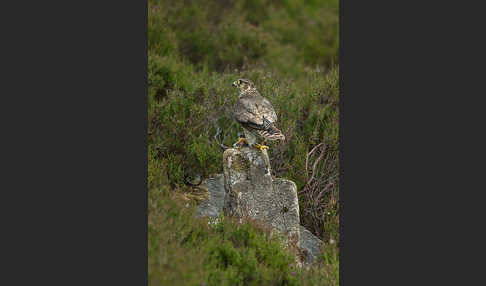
[232,78,285,151]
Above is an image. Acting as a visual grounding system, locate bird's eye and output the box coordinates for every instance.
[238,80,242,84]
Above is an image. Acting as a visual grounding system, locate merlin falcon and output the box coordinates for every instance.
[232,78,285,151]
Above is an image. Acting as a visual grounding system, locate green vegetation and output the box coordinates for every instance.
[149,188,338,286]
[149,0,338,75]
[148,0,339,284]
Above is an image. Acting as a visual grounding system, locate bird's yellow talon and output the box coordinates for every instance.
[254,143,269,152]
[233,137,247,147]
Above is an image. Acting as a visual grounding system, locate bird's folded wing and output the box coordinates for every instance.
[234,97,278,130]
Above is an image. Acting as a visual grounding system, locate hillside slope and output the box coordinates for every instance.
[148,0,340,284]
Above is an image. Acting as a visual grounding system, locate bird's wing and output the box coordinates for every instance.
[234,95,278,130]
[260,97,278,125]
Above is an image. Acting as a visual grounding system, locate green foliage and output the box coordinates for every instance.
[149,188,338,286]
[148,0,338,73]
[148,0,339,284]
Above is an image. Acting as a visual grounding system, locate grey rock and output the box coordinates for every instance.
[299,225,323,265]
[194,147,323,266]
[222,146,300,246]
[195,173,225,218]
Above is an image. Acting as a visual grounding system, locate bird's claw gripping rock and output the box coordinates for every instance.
[233,137,247,148]
[254,143,269,152]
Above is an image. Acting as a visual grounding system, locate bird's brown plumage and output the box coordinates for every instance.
[232,79,285,146]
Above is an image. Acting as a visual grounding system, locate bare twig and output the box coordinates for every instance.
[211,120,229,150]
[305,143,323,182]
[304,143,325,191]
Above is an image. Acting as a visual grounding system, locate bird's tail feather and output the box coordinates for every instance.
[257,125,285,141]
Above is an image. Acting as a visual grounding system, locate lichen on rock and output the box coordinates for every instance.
[196,146,323,266]
[222,146,301,247]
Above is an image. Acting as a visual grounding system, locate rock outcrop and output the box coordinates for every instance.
[195,173,225,218]
[222,147,301,246]
[196,146,323,265]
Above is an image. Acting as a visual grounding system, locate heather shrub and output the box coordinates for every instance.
[148,0,339,284]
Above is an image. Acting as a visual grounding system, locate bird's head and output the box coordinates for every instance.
[232,78,256,93]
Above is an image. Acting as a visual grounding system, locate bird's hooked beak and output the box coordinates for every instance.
[232,81,237,88]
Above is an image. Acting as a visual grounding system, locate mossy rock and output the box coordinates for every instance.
[231,152,251,172]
